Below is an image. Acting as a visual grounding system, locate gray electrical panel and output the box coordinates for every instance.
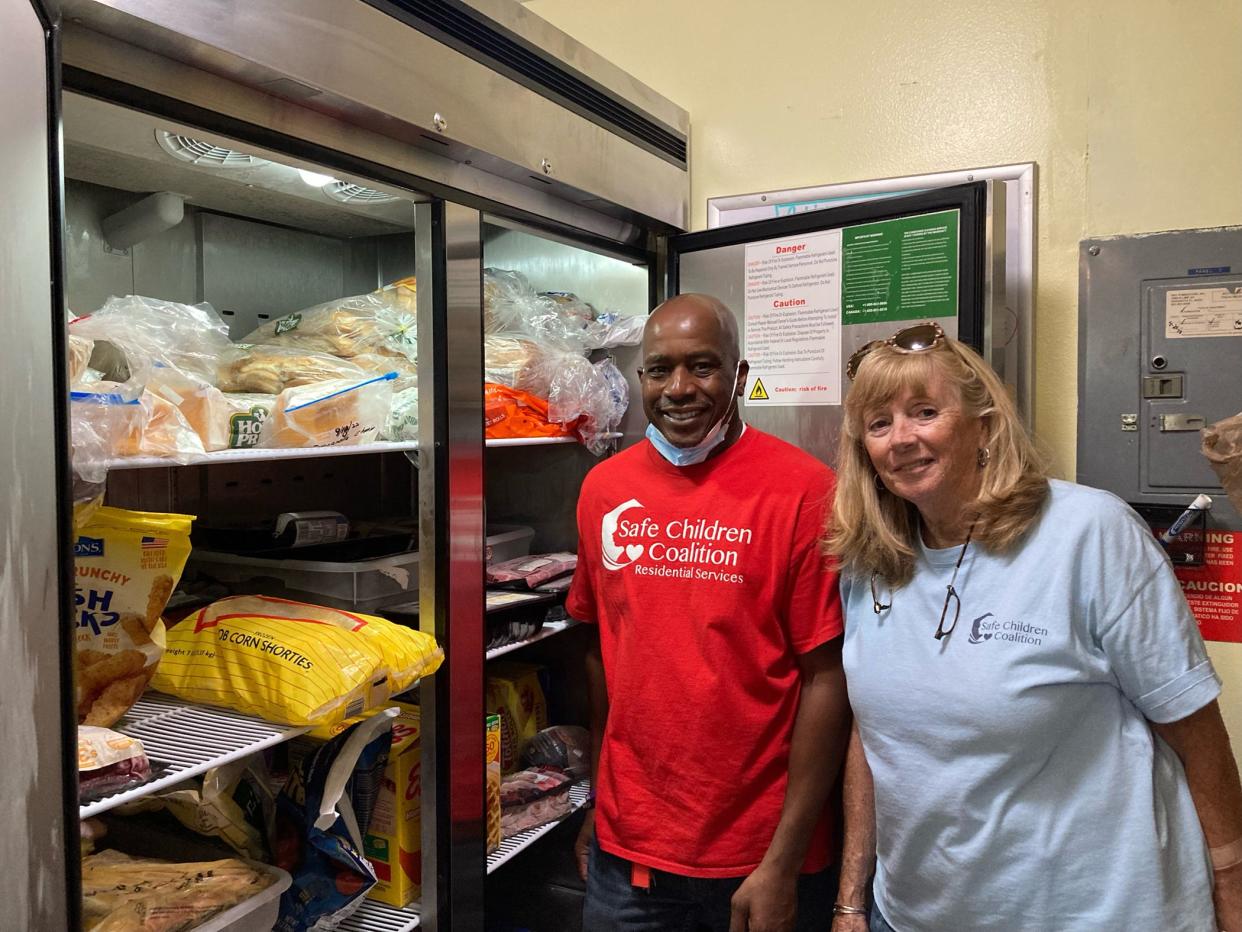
[1078,226,1242,537]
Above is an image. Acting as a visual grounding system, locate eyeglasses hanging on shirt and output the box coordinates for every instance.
[870,521,975,641]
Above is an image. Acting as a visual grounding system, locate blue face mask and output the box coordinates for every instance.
[646,363,743,467]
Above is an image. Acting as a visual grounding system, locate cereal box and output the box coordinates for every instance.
[486,714,502,854]
[363,703,421,907]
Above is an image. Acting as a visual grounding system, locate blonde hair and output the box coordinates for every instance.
[826,334,1049,587]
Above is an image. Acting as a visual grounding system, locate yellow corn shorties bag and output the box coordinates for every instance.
[152,595,442,726]
[74,504,194,727]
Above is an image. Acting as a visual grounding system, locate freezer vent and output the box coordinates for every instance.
[156,131,269,169]
[323,181,401,205]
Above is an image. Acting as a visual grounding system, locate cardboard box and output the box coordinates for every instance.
[486,661,548,773]
[363,703,421,907]
[486,713,502,854]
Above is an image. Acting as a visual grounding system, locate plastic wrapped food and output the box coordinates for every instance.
[523,725,591,778]
[263,372,396,448]
[484,334,557,395]
[354,351,417,392]
[552,357,629,456]
[74,504,194,727]
[241,290,417,362]
[115,389,207,462]
[273,709,397,932]
[217,344,367,394]
[484,384,574,441]
[70,389,144,485]
[383,385,420,442]
[586,311,647,349]
[152,595,442,727]
[69,332,95,385]
[70,295,233,387]
[78,726,151,802]
[81,850,276,932]
[148,368,275,452]
[500,766,574,837]
[487,553,577,589]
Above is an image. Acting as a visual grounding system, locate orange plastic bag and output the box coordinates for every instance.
[484,383,574,440]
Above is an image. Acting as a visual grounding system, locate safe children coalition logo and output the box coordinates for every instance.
[968,612,1049,646]
[600,498,752,585]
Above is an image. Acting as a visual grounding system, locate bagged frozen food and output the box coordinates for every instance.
[382,385,420,442]
[74,504,194,727]
[523,725,591,778]
[242,289,417,362]
[484,383,574,441]
[264,372,396,448]
[71,295,233,387]
[551,357,629,455]
[217,343,367,394]
[69,332,95,385]
[486,661,548,773]
[483,268,534,333]
[487,552,577,589]
[147,366,275,451]
[70,389,144,485]
[500,766,574,837]
[78,726,151,802]
[152,595,442,726]
[273,709,397,932]
[113,389,207,462]
[81,849,276,932]
[354,351,417,391]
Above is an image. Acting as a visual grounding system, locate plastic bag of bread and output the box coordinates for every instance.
[241,287,417,362]
[70,389,144,485]
[74,504,194,727]
[263,372,396,448]
[147,367,274,451]
[354,351,417,391]
[217,344,367,394]
[110,389,207,462]
[484,334,561,397]
[152,595,443,727]
[70,295,232,386]
[68,331,95,385]
[382,386,420,442]
[81,850,277,931]
[484,383,574,441]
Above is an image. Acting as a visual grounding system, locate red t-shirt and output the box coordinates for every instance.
[567,427,843,878]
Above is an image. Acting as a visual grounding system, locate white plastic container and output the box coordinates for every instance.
[190,862,291,932]
[485,524,535,565]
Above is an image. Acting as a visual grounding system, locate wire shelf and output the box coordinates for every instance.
[338,899,420,932]
[487,780,591,874]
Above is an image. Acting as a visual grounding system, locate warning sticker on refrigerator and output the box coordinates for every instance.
[742,230,842,407]
[1165,287,1242,339]
[1172,530,1242,643]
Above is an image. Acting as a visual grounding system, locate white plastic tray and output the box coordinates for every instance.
[80,694,309,819]
[190,862,292,932]
[487,780,591,874]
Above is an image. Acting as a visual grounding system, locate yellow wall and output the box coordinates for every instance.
[527,0,1242,744]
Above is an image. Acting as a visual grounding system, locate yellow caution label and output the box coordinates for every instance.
[748,378,769,401]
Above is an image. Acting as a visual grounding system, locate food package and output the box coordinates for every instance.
[523,725,591,779]
[361,703,422,907]
[74,504,194,727]
[549,357,628,455]
[482,269,599,353]
[69,332,95,385]
[81,850,276,932]
[486,661,549,773]
[486,714,502,854]
[483,268,535,333]
[484,383,574,442]
[487,553,577,589]
[70,295,233,387]
[382,385,419,442]
[78,726,151,802]
[70,389,144,485]
[217,344,367,394]
[111,389,207,462]
[263,372,396,448]
[354,352,417,392]
[147,366,275,452]
[1203,411,1242,514]
[484,335,558,396]
[241,288,417,363]
[500,766,574,837]
[152,595,442,727]
[272,709,398,932]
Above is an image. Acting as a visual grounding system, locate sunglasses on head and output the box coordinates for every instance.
[845,322,947,381]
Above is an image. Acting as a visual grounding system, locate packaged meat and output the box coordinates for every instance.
[499,766,574,837]
[273,709,398,932]
[81,850,278,932]
[74,504,195,727]
[217,344,367,395]
[151,595,442,727]
[263,372,396,448]
[523,725,591,778]
[78,726,151,802]
[486,661,548,773]
[486,553,577,589]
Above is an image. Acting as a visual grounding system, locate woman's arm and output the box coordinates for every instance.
[831,720,876,931]
[1152,699,1242,930]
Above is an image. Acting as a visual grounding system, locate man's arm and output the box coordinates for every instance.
[1151,700,1242,931]
[729,638,851,932]
[575,625,609,880]
[830,721,875,931]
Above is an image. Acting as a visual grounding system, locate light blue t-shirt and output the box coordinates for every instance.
[842,480,1221,932]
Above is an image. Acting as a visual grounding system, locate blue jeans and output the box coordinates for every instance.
[582,839,836,931]
[868,907,897,932]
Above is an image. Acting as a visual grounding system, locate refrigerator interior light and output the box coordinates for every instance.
[297,169,338,188]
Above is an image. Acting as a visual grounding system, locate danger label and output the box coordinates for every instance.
[748,378,769,401]
[1172,531,1242,642]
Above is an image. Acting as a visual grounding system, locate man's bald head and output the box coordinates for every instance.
[644,294,741,369]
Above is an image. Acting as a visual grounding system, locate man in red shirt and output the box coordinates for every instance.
[568,293,850,931]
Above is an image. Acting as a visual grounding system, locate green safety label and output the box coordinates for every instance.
[841,209,959,324]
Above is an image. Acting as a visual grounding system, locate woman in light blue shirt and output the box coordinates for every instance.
[826,323,1242,932]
